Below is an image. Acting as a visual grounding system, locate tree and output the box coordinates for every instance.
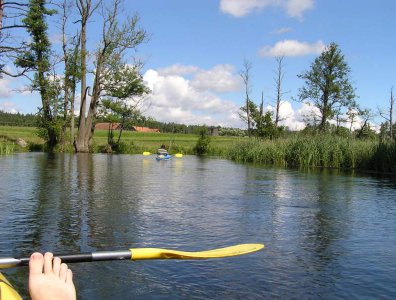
[194,126,211,155]
[346,106,359,132]
[240,59,253,137]
[378,87,394,140]
[356,108,376,139]
[100,64,149,150]
[74,0,99,152]
[298,42,356,132]
[273,56,287,127]
[58,0,81,151]
[239,96,278,139]
[15,0,59,151]
[74,0,147,152]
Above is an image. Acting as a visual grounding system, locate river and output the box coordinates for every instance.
[0,153,395,299]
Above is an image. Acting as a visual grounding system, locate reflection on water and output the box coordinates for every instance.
[1,153,396,299]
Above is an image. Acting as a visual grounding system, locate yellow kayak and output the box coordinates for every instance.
[0,272,23,300]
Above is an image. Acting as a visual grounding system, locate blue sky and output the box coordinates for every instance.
[1,0,395,129]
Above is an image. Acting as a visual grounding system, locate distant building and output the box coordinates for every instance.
[95,123,160,133]
[131,126,160,133]
[209,126,219,136]
[95,123,121,130]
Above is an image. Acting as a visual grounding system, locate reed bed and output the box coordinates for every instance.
[0,139,15,155]
[222,134,394,173]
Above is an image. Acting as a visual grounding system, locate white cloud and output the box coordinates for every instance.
[220,0,314,19]
[266,101,308,130]
[191,65,242,93]
[142,68,243,127]
[285,0,314,19]
[258,40,325,57]
[156,64,242,94]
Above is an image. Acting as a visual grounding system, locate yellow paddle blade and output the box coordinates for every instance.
[175,153,183,158]
[143,152,151,156]
[130,244,264,260]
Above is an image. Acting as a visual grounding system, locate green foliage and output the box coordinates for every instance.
[219,127,246,137]
[16,0,54,72]
[239,100,280,139]
[194,126,211,155]
[100,64,150,150]
[225,133,378,171]
[103,64,149,100]
[298,42,356,131]
[356,123,377,140]
[15,0,59,151]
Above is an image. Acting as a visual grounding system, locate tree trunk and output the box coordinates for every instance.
[75,7,88,152]
[70,82,76,144]
[274,56,284,127]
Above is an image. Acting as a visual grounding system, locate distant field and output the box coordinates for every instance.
[0,126,43,144]
[0,126,241,154]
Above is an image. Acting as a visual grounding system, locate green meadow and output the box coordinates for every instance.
[0,125,240,155]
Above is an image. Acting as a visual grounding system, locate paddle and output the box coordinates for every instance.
[0,244,264,269]
[143,151,183,158]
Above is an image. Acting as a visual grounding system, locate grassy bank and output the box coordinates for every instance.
[1,126,395,174]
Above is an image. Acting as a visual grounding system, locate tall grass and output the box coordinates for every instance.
[0,138,15,155]
[223,134,394,173]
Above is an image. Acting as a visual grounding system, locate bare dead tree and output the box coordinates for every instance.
[74,0,100,152]
[378,87,394,140]
[240,59,252,137]
[273,56,287,127]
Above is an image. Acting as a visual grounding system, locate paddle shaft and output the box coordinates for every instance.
[0,244,264,269]
[0,251,131,268]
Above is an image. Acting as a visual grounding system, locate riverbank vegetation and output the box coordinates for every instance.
[224,134,395,174]
[0,136,15,155]
[1,125,395,175]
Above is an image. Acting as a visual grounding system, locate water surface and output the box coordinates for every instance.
[0,153,395,299]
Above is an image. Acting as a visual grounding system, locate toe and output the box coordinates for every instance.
[66,268,73,284]
[53,257,61,276]
[59,263,68,282]
[29,252,44,276]
[43,252,54,275]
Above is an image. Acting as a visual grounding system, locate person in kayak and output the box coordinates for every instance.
[157,144,168,155]
[29,252,76,300]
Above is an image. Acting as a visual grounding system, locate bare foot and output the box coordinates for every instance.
[29,252,76,300]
